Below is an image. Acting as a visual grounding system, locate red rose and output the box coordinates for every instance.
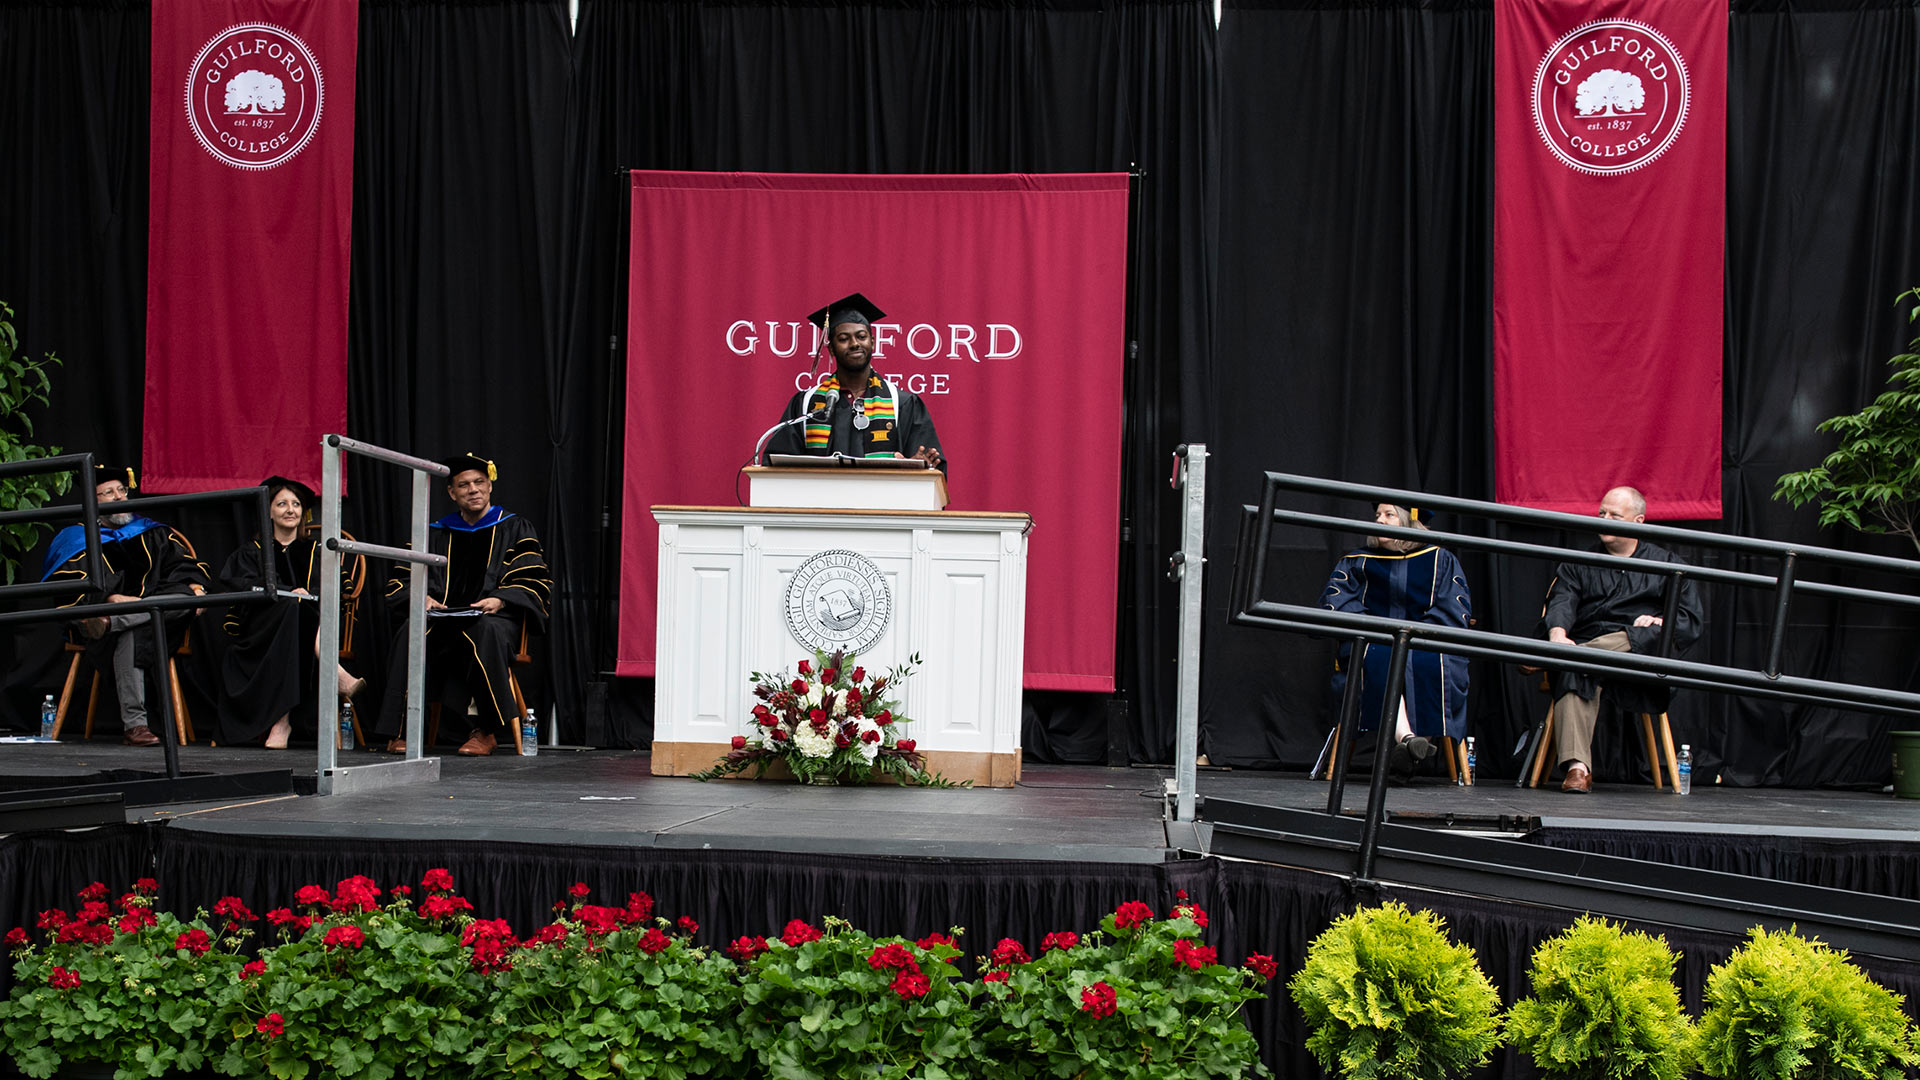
[323,925,367,951]
[822,668,838,684]
[255,1013,285,1037]
[1079,981,1117,1017]
[896,739,915,753]
[860,729,880,743]
[983,970,1011,984]
[808,708,827,726]
[797,659,813,675]
[726,935,769,961]
[48,966,80,989]
[834,733,852,748]
[1243,953,1279,980]
[240,960,266,980]
[1041,931,1079,953]
[846,688,863,705]
[731,735,748,750]
[1113,901,1154,929]
[791,678,809,694]
[989,938,1030,967]
[174,929,212,955]
[781,919,822,946]
[759,713,780,728]
[1173,938,1217,970]
[569,882,591,899]
[421,868,456,893]
[850,666,866,683]
[638,928,672,953]
[890,970,931,999]
[771,729,789,742]
[875,710,893,726]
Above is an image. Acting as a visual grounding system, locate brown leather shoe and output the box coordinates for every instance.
[1561,763,1593,794]
[385,737,408,754]
[122,725,160,747]
[456,731,498,757]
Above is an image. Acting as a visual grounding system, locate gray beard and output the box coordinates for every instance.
[104,512,133,528]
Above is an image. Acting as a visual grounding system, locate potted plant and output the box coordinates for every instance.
[469,884,747,1078]
[1696,925,1920,1080]
[972,893,1274,1078]
[734,916,976,1079]
[213,873,486,1080]
[692,650,955,786]
[1288,900,1504,1080]
[1507,916,1693,1080]
[0,879,246,1079]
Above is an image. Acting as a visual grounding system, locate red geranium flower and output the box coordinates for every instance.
[1040,931,1080,953]
[1080,981,1117,1017]
[781,919,822,946]
[627,892,655,921]
[35,909,68,930]
[174,929,212,955]
[1113,901,1155,929]
[1243,953,1279,979]
[3,928,27,948]
[726,935,769,961]
[240,960,266,980]
[331,876,382,913]
[48,966,80,989]
[265,908,296,925]
[214,897,258,924]
[255,1013,285,1037]
[676,915,699,936]
[419,895,474,920]
[983,970,1011,984]
[916,932,956,950]
[890,970,930,999]
[1173,902,1209,928]
[1173,938,1217,970]
[56,923,112,946]
[76,901,110,924]
[989,938,1030,967]
[134,878,158,894]
[638,928,672,954]
[323,925,366,951]
[530,923,568,945]
[867,943,917,971]
[469,938,513,974]
[77,882,108,903]
[293,885,331,908]
[391,885,411,897]
[462,919,517,945]
[568,882,591,899]
[116,909,156,934]
[421,868,456,894]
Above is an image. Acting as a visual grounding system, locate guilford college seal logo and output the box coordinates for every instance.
[185,23,325,171]
[1531,19,1690,176]
[784,549,892,655]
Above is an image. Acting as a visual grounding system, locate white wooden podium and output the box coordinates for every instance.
[651,466,1030,786]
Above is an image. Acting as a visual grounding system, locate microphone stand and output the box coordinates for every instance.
[751,390,839,466]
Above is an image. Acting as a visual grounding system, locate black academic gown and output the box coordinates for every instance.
[42,518,211,671]
[376,506,550,738]
[1322,545,1473,739]
[216,536,361,744]
[1538,540,1703,715]
[766,379,946,470]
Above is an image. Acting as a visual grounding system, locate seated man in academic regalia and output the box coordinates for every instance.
[42,464,212,746]
[375,453,551,756]
[765,292,947,472]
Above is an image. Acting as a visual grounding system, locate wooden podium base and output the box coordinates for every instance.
[652,742,1022,788]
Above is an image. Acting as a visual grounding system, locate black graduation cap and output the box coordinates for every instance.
[807,292,885,333]
[260,475,319,510]
[442,453,497,482]
[92,464,136,492]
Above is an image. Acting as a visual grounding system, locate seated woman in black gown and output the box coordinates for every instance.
[218,477,365,748]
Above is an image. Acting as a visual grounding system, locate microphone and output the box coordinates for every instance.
[753,388,841,465]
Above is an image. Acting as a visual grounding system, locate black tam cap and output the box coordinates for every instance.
[92,464,136,492]
[442,453,497,482]
[260,475,318,510]
[807,292,885,333]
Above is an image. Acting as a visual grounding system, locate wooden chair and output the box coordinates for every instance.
[50,632,196,745]
[424,621,534,754]
[1525,676,1681,790]
[1318,726,1475,786]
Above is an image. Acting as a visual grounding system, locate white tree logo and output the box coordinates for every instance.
[1574,68,1646,116]
[223,70,287,114]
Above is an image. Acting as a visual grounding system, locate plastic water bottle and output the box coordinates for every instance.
[1676,744,1692,796]
[1463,736,1476,785]
[520,709,539,757]
[39,694,56,741]
[339,701,356,750]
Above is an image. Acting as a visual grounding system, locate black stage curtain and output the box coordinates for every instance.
[562,0,1218,760]
[1533,827,1920,899]
[1206,0,1920,787]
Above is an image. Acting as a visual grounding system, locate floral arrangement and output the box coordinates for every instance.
[692,649,956,786]
[0,879,246,1079]
[972,892,1275,1079]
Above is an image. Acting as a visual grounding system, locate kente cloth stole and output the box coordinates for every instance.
[802,373,900,457]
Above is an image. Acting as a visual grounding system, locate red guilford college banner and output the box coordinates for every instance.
[617,172,1130,691]
[143,2,357,492]
[1494,0,1725,519]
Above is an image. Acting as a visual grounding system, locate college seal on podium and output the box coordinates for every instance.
[784,549,892,655]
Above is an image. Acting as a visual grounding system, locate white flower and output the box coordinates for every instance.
[855,717,882,761]
[803,684,825,709]
[792,724,834,759]
[831,693,849,718]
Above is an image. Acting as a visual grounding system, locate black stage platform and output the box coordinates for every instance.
[3,744,1917,1078]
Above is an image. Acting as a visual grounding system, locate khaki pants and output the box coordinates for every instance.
[1553,631,1630,768]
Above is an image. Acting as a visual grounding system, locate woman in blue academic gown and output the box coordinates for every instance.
[1322,504,1471,774]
